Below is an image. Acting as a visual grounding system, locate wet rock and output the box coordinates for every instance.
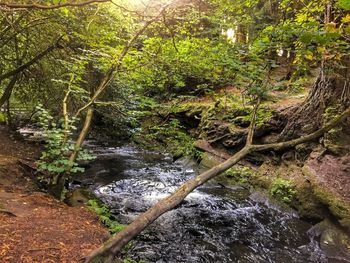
[308,219,350,262]
[194,140,231,160]
[65,188,95,207]
[199,152,225,170]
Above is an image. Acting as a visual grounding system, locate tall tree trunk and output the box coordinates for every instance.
[69,107,94,164]
[280,56,350,139]
[68,4,171,164]
[236,24,247,43]
[5,98,11,126]
[0,74,19,109]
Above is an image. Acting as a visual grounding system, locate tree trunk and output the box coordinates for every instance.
[69,107,94,164]
[0,74,19,109]
[69,4,171,164]
[280,56,350,139]
[236,24,247,43]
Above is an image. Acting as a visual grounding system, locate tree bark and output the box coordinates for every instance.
[280,56,350,139]
[85,105,350,263]
[0,74,19,109]
[63,88,72,144]
[69,107,94,164]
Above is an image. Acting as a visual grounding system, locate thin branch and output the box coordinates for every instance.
[162,12,179,52]
[0,0,111,10]
[74,2,172,118]
[62,87,72,144]
[0,36,63,82]
[246,99,260,145]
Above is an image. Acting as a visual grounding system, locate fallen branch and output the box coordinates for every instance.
[85,105,350,262]
[0,209,17,217]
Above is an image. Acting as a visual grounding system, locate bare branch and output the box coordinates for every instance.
[0,36,63,82]
[246,99,260,146]
[0,0,111,11]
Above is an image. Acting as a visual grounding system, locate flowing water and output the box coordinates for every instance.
[79,142,332,263]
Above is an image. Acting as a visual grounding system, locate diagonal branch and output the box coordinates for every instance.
[0,36,63,83]
[0,0,111,10]
[253,106,350,152]
[74,2,171,118]
[68,2,175,165]
[85,104,350,262]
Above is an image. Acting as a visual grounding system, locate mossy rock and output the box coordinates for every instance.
[294,185,329,221]
[309,219,350,261]
[303,165,350,230]
[66,188,96,207]
[199,152,224,170]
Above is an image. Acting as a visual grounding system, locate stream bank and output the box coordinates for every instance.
[74,139,349,263]
[129,91,350,261]
[0,125,109,262]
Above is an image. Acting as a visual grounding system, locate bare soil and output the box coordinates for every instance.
[0,125,109,263]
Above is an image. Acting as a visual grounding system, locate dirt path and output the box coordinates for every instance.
[0,125,109,262]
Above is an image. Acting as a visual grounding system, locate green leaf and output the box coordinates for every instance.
[337,0,350,10]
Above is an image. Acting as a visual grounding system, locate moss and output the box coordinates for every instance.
[313,187,350,228]
[251,162,331,221]
[133,116,201,159]
[222,166,255,184]
[321,105,350,155]
[87,199,127,235]
[294,185,329,221]
[199,152,223,170]
[303,165,350,229]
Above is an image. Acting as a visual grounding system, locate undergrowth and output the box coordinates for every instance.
[87,200,147,263]
[223,166,255,184]
[87,199,126,234]
[270,178,296,204]
[142,118,202,159]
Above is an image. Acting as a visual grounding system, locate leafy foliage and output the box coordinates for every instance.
[35,105,95,178]
[270,178,296,204]
[87,199,126,234]
[223,166,255,184]
[144,118,201,159]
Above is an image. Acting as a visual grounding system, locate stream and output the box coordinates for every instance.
[76,141,336,263]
